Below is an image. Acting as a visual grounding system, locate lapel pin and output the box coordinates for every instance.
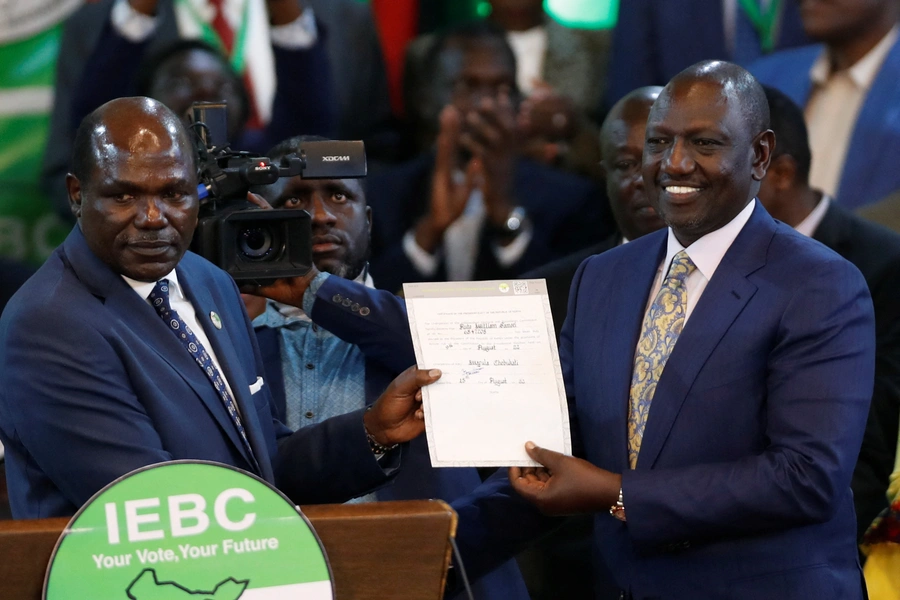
[210,311,223,330]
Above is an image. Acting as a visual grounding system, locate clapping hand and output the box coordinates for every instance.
[459,92,518,228]
[414,106,483,254]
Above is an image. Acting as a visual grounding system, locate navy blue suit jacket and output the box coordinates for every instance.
[606,0,808,107]
[452,204,875,598]
[365,153,613,294]
[255,274,531,600]
[0,227,392,519]
[751,37,900,208]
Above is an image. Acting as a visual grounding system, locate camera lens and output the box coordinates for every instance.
[238,227,274,260]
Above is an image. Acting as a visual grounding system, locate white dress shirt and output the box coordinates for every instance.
[805,26,899,197]
[123,270,236,402]
[793,194,831,238]
[506,24,548,96]
[644,199,757,325]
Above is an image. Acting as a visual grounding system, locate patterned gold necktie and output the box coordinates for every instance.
[628,250,697,468]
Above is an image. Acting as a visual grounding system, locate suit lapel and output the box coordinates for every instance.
[179,267,270,477]
[636,205,773,469]
[63,228,260,470]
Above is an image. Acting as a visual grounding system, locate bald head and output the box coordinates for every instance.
[67,96,200,282]
[662,61,770,140]
[71,97,196,186]
[601,86,663,153]
[599,86,666,241]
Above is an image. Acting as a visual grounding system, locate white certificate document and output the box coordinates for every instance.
[404,279,572,467]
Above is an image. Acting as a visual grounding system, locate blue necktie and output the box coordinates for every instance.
[149,279,260,473]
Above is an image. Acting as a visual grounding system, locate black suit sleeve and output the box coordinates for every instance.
[852,259,900,541]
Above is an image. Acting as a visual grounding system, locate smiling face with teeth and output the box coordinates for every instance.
[642,70,774,247]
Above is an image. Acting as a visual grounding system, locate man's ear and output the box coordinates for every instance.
[66,173,83,219]
[751,129,776,181]
[365,205,373,235]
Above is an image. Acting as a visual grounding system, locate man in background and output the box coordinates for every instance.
[526,86,667,339]
[42,0,389,219]
[368,20,611,293]
[751,0,900,208]
[757,84,900,545]
[606,0,808,107]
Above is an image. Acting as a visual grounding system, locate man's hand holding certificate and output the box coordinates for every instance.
[404,280,572,467]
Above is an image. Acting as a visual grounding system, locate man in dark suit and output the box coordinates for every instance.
[757,84,900,546]
[606,0,809,108]
[246,135,530,599]
[526,86,667,339]
[0,259,34,316]
[0,97,435,520]
[366,20,612,293]
[451,61,874,599]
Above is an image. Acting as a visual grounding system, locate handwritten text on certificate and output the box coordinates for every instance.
[404,280,571,467]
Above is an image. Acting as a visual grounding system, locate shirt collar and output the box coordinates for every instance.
[122,269,183,302]
[794,194,831,238]
[662,198,756,281]
[810,25,899,89]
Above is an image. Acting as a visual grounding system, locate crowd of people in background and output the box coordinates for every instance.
[1,0,900,598]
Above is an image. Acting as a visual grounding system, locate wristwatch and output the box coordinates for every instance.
[486,206,529,240]
[609,488,626,522]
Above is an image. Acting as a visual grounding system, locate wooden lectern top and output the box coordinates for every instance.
[0,499,457,600]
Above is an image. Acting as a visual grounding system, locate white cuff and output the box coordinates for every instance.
[492,222,534,267]
[402,230,441,277]
[270,7,318,50]
[111,0,159,42]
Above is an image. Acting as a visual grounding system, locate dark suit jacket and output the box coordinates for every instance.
[366,153,613,293]
[255,274,530,600]
[606,0,808,107]
[0,227,393,519]
[452,204,874,598]
[0,259,34,316]
[523,233,619,340]
[812,201,900,542]
[751,36,900,208]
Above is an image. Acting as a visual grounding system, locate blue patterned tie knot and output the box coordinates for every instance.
[149,279,259,473]
[627,250,696,468]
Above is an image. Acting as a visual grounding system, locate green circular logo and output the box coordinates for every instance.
[44,461,333,599]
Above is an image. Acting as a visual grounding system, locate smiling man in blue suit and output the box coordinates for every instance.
[451,61,875,599]
[0,97,438,520]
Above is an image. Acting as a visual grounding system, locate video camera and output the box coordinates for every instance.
[188,102,367,284]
